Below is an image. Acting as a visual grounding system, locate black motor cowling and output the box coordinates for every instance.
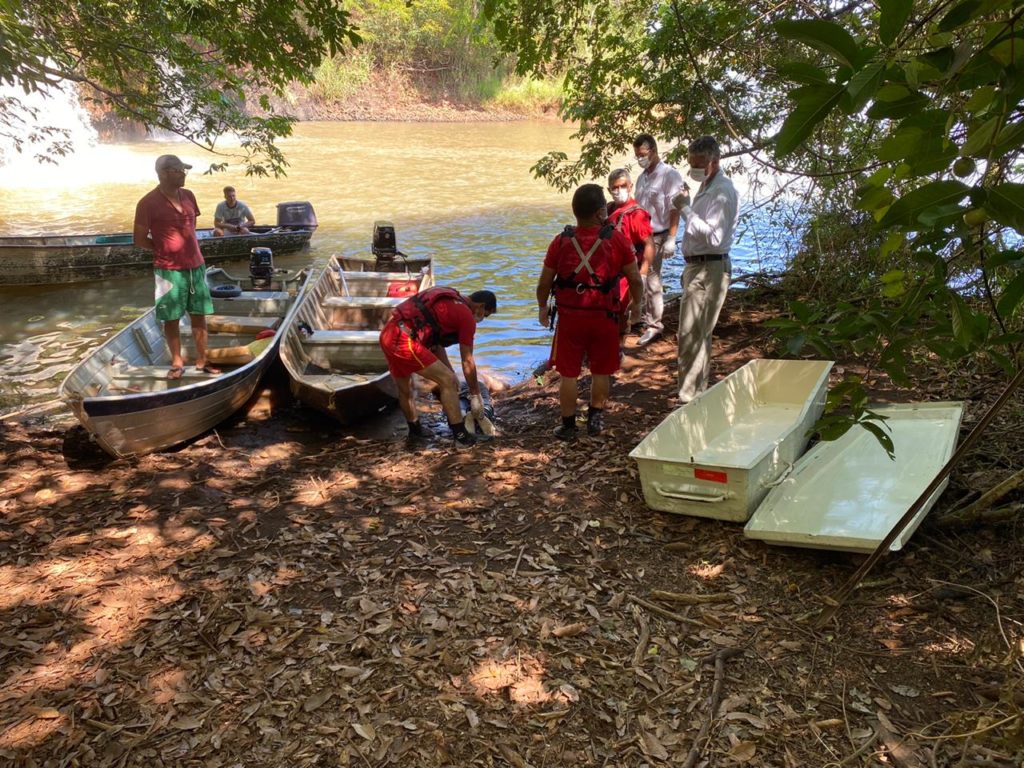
[250,247,274,287]
[372,220,398,260]
[276,201,318,230]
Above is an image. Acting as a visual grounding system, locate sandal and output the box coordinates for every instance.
[195,363,222,375]
[167,366,185,380]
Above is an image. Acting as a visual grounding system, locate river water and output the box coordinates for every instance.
[0,121,787,413]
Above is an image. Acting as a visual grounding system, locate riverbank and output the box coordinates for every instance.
[1,291,1022,766]
[265,71,562,123]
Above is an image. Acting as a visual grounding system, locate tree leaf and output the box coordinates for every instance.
[878,180,970,228]
[985,183,1024,234]
[775,83,846,157]
[861,420,896,460]
[960,115,1001,157]
[879,0,914,45]
[775,19,862,68]
[996,272,1024,317]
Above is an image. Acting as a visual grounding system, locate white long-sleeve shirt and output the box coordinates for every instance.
[635,160,685,233]
[680,172,739,256]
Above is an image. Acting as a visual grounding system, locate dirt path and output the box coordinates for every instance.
[1,294,1022,766]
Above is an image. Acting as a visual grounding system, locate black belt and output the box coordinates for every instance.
[684,253,729,263]
[652,229,670,237]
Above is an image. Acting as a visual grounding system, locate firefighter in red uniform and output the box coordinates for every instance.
[379,286,497,444]
[536,184,643,440]
[607,168,655,340]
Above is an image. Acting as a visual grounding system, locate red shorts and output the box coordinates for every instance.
[380,320,438,377]
[551,309,620,377]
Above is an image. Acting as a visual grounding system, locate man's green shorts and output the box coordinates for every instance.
[154,267,214,322]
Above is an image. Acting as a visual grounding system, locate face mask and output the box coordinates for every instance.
[688,168,707,183]
[611,188,629,204]
[637,156,650,170]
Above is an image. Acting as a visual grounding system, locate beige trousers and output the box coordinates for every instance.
[677,258,730,402]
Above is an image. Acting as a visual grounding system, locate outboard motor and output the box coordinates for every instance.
[249,247,274,289]
[372,221,398,261]
[276,201,318,230]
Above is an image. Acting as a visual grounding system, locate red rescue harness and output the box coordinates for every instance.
[392,286,470,347]
[551,224,621,316]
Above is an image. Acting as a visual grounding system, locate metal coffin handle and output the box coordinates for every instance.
[651,482,728,504]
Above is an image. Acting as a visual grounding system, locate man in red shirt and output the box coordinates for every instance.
[536,184,643,440]
[133,154,219,380]
[607,168,655,340]
[379,286,497,445]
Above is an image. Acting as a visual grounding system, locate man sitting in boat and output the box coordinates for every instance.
[133,154,220,379]
[379,286,497,445]
[536,183,643,440]
[213,186,256,236]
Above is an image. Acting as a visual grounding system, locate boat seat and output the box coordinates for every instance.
[110,365,224,380]
[205,315,281,334]
[301,330,381,345]
[321,296,404,308]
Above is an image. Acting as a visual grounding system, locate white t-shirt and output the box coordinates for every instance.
[634,160,684,232]
[214,200,254,226]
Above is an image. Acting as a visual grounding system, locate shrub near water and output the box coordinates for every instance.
[484,75,563,115]
[311,52,373,103]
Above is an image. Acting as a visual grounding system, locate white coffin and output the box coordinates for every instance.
[629,359,834,522]
[744,402,964,553]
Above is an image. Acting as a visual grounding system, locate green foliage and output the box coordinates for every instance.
[485,0,1024,449]
[349,0,508,97]
[484,74,562,113]
[1,1,362,175]
[311,52,372,103]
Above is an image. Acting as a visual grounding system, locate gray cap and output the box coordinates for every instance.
[155,154,192,172]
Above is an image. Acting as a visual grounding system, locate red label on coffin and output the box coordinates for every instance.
[695,468,728,484]
[387,281,419,297]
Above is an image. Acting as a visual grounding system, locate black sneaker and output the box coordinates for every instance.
[408,420,430,438]
[587,410,605,436]
[453,429,478,446]
[553,423,578,441]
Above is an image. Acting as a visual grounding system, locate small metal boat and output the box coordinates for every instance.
[59,258,310,457]
[744,402,965,552]
[0,201,317,286]
[279,224,434,423]
[630,358,835,521]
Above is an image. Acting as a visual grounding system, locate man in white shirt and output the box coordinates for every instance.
[673,135,740,402]
[632,133,685,347]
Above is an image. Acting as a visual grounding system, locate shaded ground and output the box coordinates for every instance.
[1,291,1022,767]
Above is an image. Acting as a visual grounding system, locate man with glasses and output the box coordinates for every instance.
[133,154,219,380]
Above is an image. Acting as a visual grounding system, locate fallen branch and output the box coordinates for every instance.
[937,502,1023,529]
[681,647,745,768]
[943,466,1024,521]
[629,594,710,628]
[650,590,732,605]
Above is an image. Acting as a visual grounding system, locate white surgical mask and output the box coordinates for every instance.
[636,156,650,170]
[688,167,707,183]
[611,188,629,204]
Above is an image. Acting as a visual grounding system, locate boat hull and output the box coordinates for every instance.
[0,227,313,286]
[279,254,433,424]
[59,270,309,457]
[629,359,834,522]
